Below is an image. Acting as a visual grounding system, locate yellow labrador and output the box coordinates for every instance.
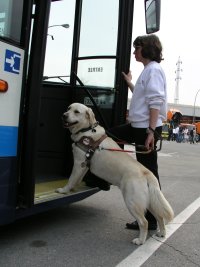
[56,103,174,245]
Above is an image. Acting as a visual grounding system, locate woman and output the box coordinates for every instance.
[110,34,167,230]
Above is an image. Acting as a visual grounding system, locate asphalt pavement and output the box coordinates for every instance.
[0,141,199,267]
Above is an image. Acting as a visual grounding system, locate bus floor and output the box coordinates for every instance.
[34,179,91,204]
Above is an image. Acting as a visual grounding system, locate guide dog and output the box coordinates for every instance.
[56,103,174,245]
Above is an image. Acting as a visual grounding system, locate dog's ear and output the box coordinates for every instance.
[86,108,96,125]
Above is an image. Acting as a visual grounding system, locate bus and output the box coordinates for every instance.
[0,0,160,225]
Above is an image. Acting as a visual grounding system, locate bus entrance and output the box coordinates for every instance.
[0,0,161,225]
[21,0,134,208]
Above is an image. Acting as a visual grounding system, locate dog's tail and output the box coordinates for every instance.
[147,173,174,223]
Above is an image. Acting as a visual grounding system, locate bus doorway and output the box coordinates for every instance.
[20,0,134,207]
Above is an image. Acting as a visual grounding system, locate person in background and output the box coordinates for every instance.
[178,126,183,143]
[193,127,197,143]
[175,125,179,142]
[190,127,195,144]
[172,127,176,141]
[183,127,189,143]
[109,34,167,230]
[168,126,173,141]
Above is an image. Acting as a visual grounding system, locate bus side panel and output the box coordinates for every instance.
[0,157,17,225]
[0,41,24,225]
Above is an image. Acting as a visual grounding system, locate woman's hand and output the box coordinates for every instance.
[122,70,132,83]
[145,132,155,151]
[122,71,134,91]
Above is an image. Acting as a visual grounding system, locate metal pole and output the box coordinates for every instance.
[193,89,200,123]
[174,57,182,104]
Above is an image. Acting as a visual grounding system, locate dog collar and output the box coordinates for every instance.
[75,121,99,135]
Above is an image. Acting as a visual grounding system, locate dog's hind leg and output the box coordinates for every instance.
[122,190,148,245]
[127,205,148,245]
[148,208,166,237]
[132,212,148,245]
[155,216,166,237]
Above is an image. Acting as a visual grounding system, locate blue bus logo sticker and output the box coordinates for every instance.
[4,49,21,74]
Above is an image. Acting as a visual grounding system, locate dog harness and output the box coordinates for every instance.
[75,134,107,167]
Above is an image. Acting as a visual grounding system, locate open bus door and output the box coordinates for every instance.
[0,0,161,225]
[20,0,135,210]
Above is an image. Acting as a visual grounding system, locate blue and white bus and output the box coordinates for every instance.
[0,0,160,225]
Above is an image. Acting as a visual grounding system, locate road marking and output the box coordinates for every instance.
[158,152,178,157]
[116,197,200,267]
[158,152,172,157]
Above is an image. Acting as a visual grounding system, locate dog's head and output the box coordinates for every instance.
[62,103,96,134]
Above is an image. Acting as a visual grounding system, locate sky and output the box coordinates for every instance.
[131,0,200,107]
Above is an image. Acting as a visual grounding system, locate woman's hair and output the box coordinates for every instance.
[133,34,163,63]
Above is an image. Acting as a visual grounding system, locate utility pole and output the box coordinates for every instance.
[174,56,182,104]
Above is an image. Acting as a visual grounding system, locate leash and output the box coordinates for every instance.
[100,147,152,154]
[105,127,163,154]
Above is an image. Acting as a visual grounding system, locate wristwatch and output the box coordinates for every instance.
[146,127,155,134]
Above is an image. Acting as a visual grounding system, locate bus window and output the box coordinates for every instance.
[43,0,75,83]
[0,0,24,43]
[77,0,118,88]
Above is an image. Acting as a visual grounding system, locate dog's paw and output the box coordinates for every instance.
[156,230,166,238]
[132,238,145,245]
[55,187,70,194]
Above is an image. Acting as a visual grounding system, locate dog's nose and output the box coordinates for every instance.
[62,113,68,121]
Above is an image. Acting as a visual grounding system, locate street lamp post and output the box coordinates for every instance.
[193,89,200,124]
[48,24,70,29]
[47,24,70,40]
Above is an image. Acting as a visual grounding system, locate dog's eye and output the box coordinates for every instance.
[74,110,80,114]
[67,107,71,111]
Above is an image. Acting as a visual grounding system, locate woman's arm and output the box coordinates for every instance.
[145,108,160,150]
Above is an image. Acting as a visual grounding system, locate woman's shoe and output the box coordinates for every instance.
[126,221,157,230]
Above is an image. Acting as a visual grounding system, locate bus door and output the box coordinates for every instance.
[72,0,134,127]
[0,0,32,224]
[19,0,77,208]
[20,0,134,208]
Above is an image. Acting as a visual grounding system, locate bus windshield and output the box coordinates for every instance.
[0,0,24,43]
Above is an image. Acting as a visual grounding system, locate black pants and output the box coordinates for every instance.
[108,123,162,223]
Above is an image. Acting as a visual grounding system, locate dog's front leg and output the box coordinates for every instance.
[56,165,88,194]
[56,147,89,194]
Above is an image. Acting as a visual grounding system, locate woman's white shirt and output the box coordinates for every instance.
[128,61,167,128]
